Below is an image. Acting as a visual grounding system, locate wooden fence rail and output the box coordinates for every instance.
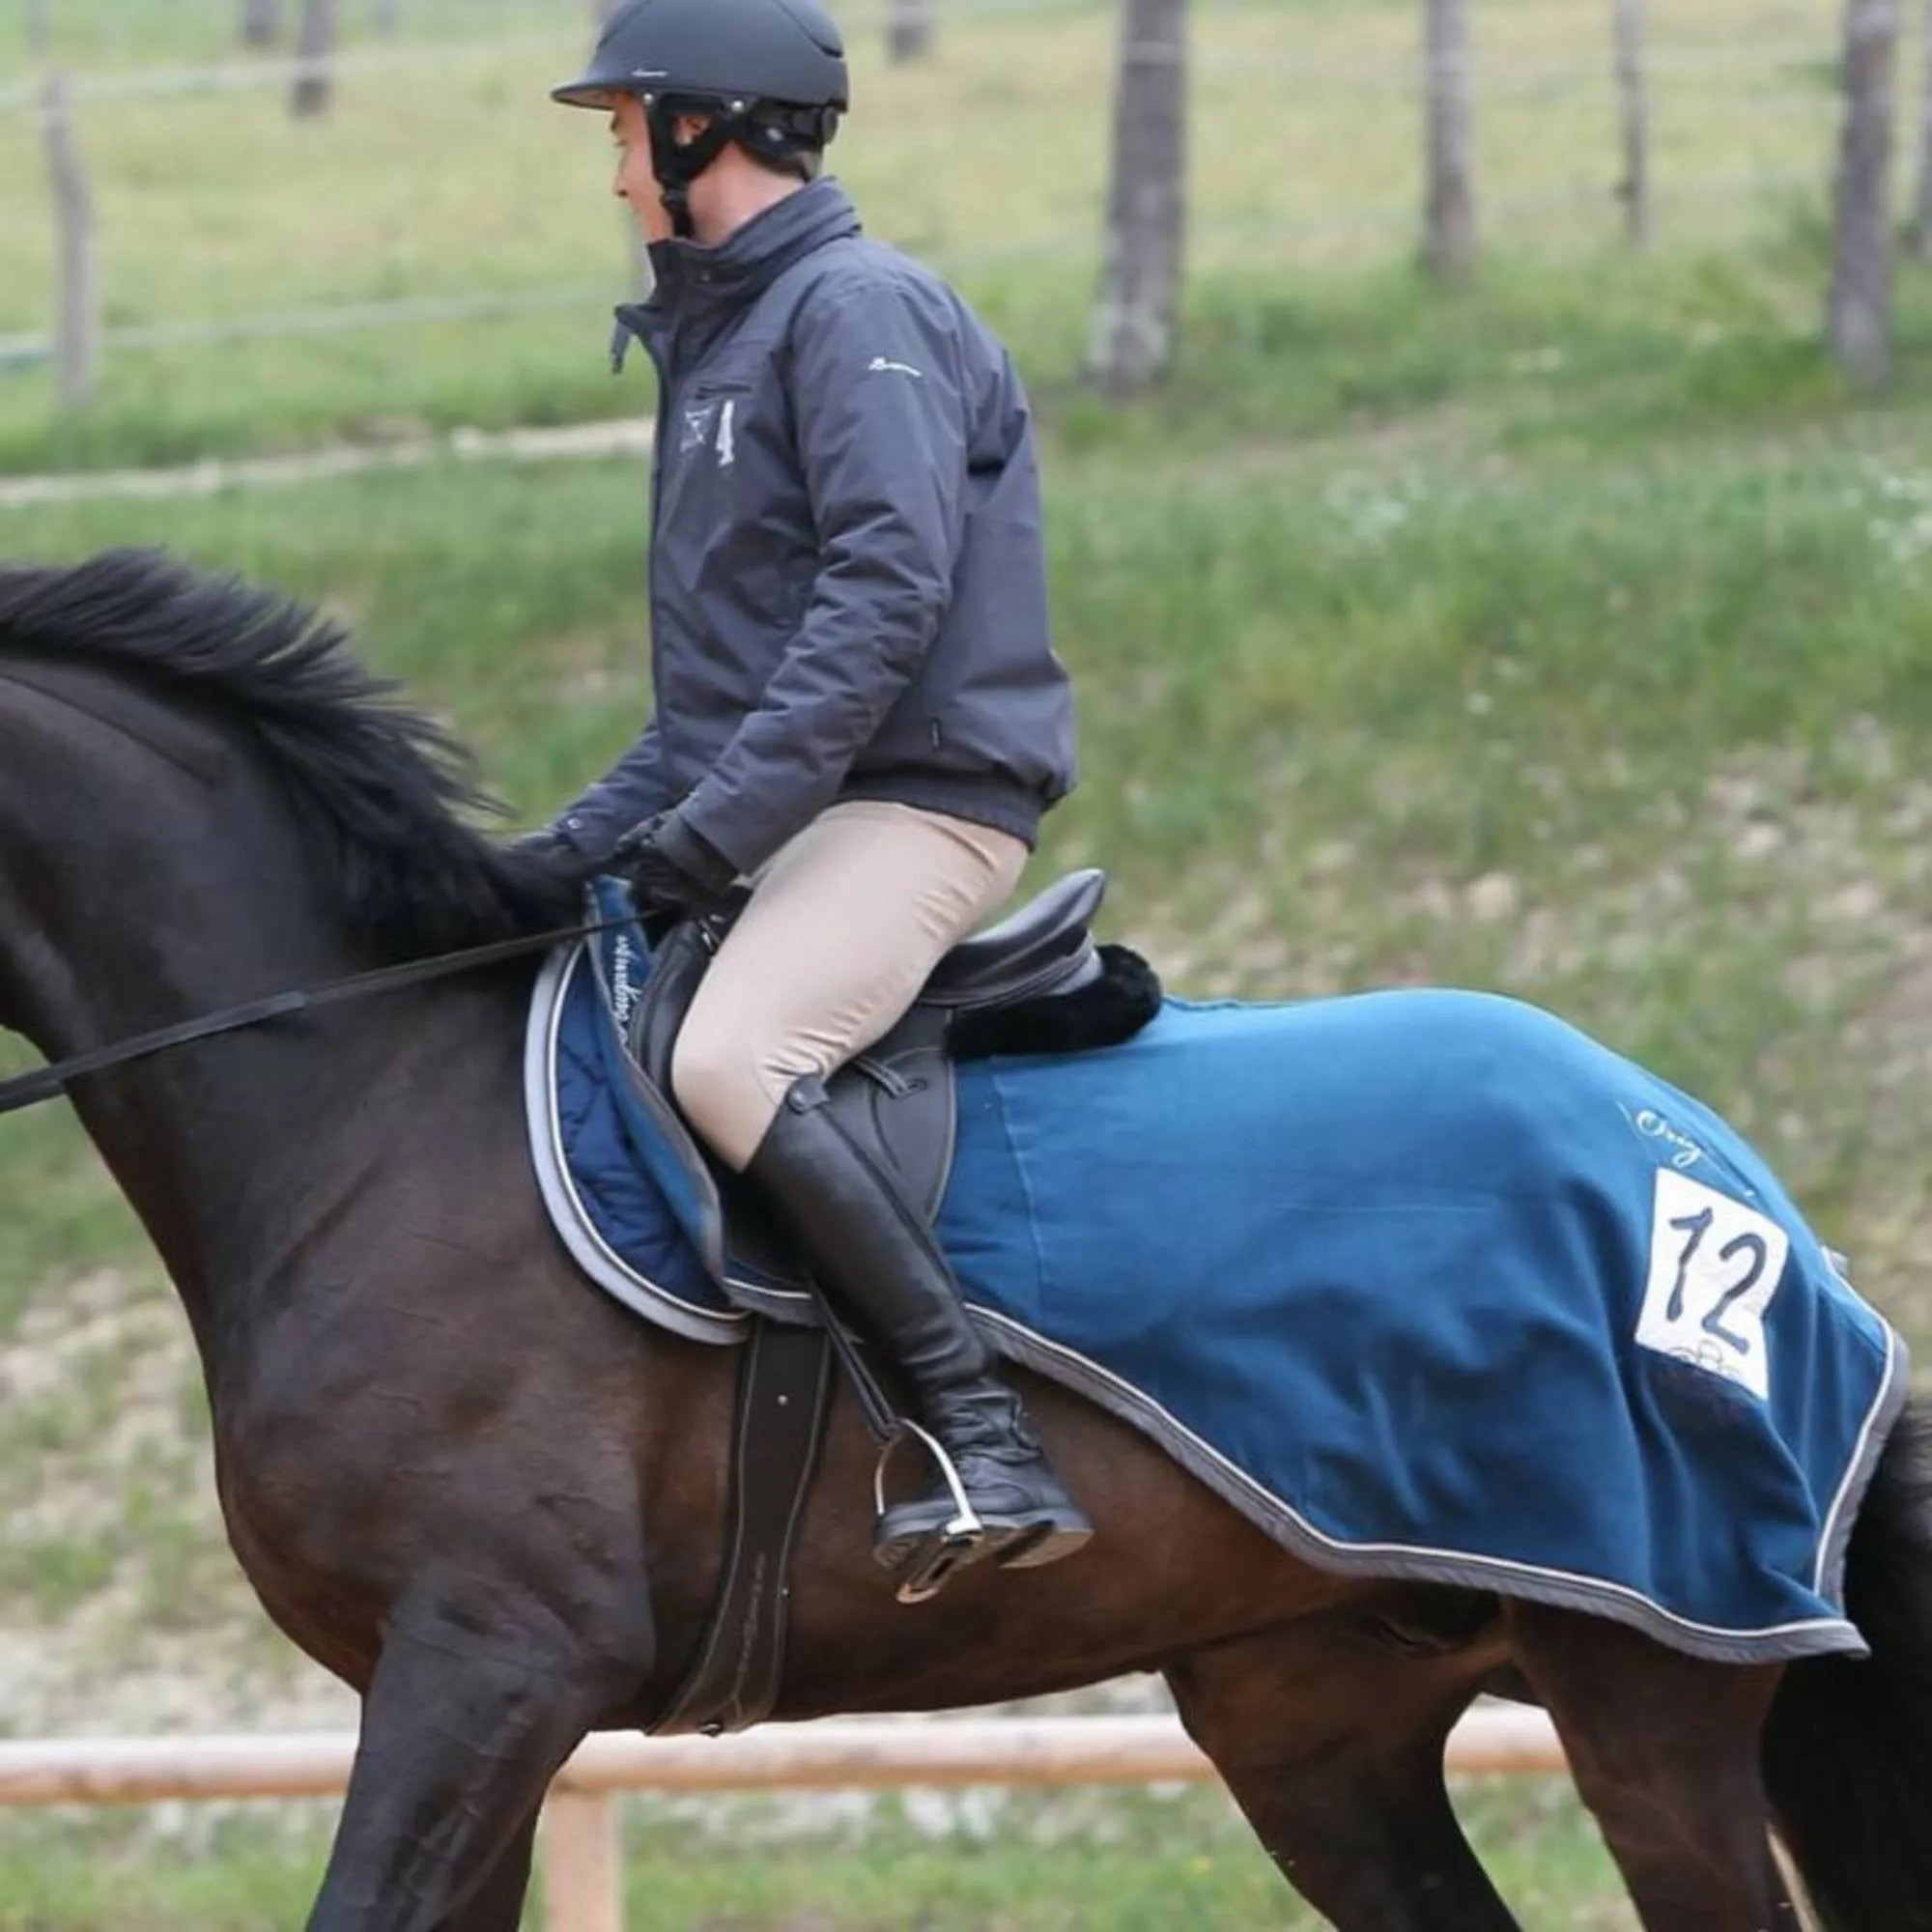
[0,1710,1564,1932]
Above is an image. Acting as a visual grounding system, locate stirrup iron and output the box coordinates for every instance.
[874,1420,985,1605]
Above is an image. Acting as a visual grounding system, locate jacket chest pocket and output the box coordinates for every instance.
[654,384,753,543]
[672,384,747,464]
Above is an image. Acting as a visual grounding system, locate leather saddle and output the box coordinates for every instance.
[604,867,1155,1318]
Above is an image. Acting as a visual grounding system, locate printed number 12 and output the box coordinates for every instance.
[1666,1206,1769,1356]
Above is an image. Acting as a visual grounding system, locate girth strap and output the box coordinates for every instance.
[651,1318,836,1737]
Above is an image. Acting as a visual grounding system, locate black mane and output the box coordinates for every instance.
[0,548,583,960]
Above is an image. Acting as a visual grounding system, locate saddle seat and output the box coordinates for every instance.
[614,868,1159,1317]
[920,867,1107,1011]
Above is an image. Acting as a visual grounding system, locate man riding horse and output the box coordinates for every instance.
[530,0,1093,1591]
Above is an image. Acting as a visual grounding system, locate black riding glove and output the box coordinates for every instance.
[505,825,576,864]
[615,810,738,918]
[501,825,602,888]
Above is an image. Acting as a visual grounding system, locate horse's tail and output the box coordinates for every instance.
[1763,1397,1932,1931]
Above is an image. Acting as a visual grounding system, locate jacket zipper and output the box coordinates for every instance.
[632,310,676,781]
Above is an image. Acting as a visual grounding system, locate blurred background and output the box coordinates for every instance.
[2,0,1931,1923]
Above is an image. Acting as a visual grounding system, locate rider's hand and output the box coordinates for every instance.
[616,810,738,917]
[502,824,600,884]
[505,826,573,862]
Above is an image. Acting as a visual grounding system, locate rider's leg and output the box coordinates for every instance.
[669,801,1094,1579]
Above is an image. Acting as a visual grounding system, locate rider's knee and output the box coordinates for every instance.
[669,1020,775,1171]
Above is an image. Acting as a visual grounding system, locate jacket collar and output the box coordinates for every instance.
[612,178,862,372]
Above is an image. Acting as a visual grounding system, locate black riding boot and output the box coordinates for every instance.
[747,1077,1093,1592]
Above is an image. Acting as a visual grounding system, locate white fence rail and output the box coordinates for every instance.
[0,1709,1565,1932]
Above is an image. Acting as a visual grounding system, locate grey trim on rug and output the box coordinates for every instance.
[970,1307,1896,1668]
[1811,1317,1911,1603]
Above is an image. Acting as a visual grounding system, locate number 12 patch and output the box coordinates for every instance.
[1635,1169,1790,1402]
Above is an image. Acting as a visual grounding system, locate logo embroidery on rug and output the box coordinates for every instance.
[1627,1105,1706,1171]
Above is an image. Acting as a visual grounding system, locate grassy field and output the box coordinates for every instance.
[5,0,1932,1922]
[0,0,1866,470]
[0,1781,1643,1931]
[8,303,1932,1915]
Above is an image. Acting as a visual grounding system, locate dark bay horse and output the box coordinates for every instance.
[3,549,1932,1931]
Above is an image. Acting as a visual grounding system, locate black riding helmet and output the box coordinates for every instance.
[553,0,849,239]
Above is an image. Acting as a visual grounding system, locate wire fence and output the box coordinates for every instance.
[0,0,1915,446]
[0,33,1860,115]
[0,166,1826,376]
[0,32,1862,121]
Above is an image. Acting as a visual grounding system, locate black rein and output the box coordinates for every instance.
[0,915,629,1121]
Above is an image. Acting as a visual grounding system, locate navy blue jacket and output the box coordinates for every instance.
[554,180,1077,874]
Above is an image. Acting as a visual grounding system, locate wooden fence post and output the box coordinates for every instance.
[1612,0,1650,245]
[1423,0,1477,281]
[1828,0,1900,383]
[1087,0,1189,396]
[1911,0,1932,255]
[240,0,283,49]
[542,1792,623,1932]
[41,71,99,412]
[293,0,339,118]
[887,0,936,64]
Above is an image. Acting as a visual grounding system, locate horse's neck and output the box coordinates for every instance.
[0,678,504,1374]
[72,978,525,1374]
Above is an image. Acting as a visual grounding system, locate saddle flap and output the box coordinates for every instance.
[712,1010,958,1318]
[610,920,730,1285]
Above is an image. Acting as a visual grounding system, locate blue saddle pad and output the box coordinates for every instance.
[525,889,1906,1662]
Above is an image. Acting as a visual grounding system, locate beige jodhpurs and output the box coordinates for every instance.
[670,801,1030,1172]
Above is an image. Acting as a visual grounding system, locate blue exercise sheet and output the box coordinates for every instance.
[526,901,1905,1663]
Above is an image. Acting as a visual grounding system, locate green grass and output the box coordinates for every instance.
[0,1781,1637,1929]
[0,0,1869,472]
[6,247,1932,1354]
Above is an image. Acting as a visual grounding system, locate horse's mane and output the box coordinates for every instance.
[0,548,583,960]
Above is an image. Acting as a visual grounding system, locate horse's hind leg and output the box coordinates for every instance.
[1507,1603,1799,1931]
[1165,1613,1522,1929]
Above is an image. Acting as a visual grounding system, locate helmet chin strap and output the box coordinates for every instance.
[645,97,739,241]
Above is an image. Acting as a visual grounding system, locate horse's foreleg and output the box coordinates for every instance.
[1165,1618,1520,1929]
[1507,1605,1798,1932]
[306,1591,648,1932]
[433,1810,537,1932]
